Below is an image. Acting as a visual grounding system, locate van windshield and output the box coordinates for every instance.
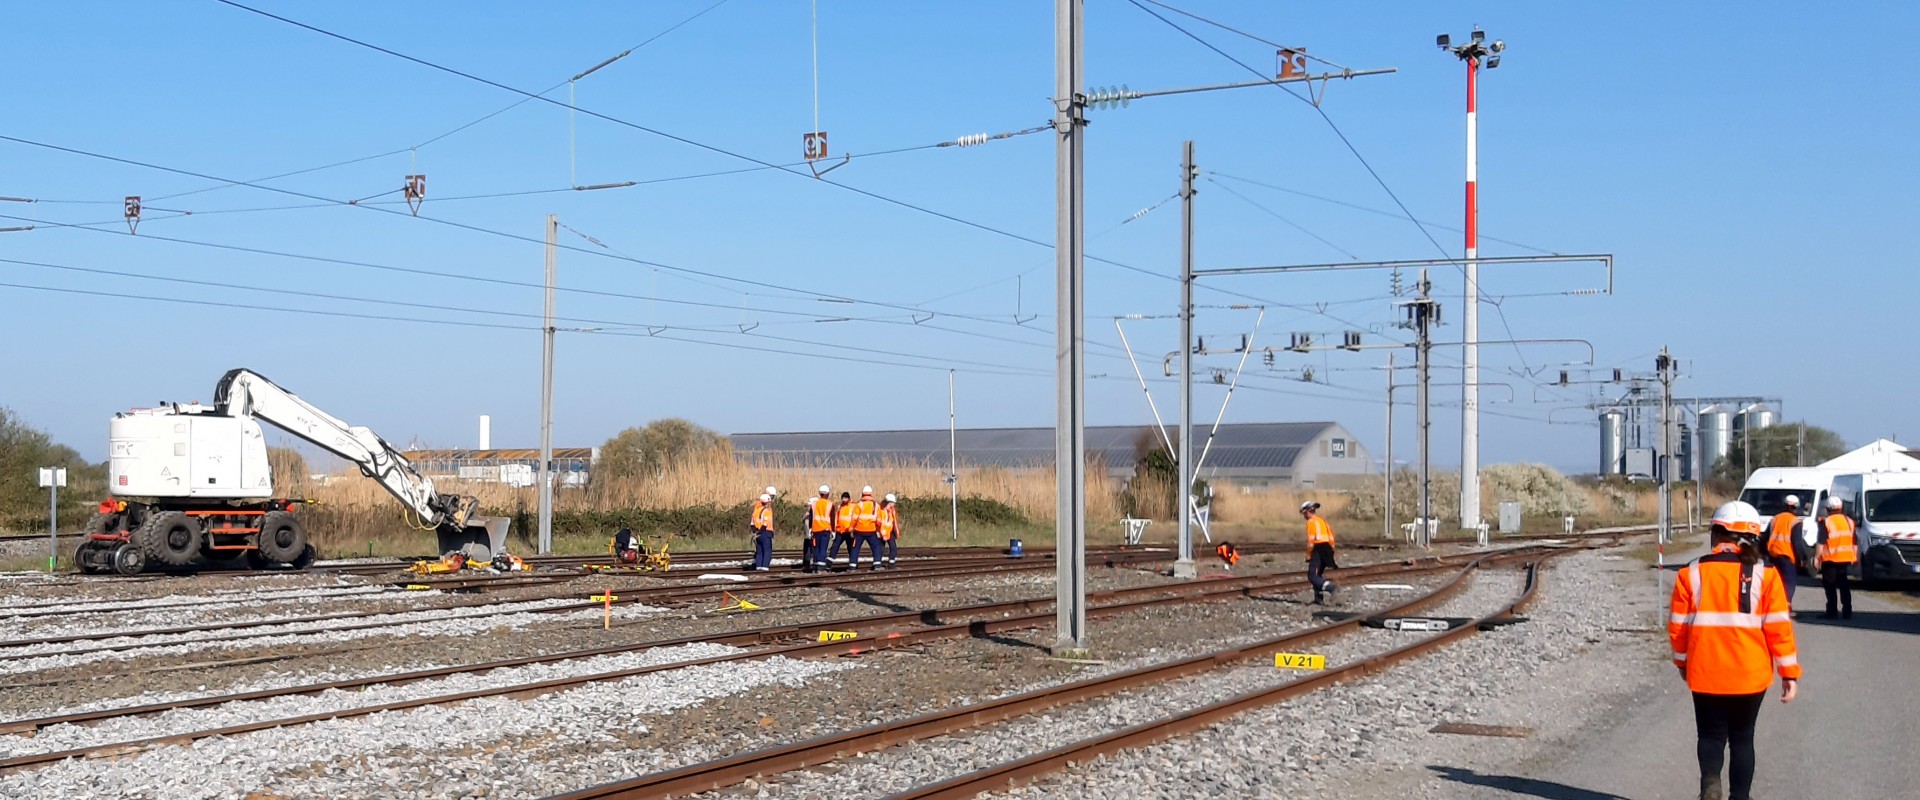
[1866,489,1920,523]
[1739,489,1812,517]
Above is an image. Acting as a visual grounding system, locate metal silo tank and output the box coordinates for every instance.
[1739,403,1777,433]
[1698,405,1733,476]
[1599,410,1626,476]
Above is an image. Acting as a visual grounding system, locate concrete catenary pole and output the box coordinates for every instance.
[1174,139,1197,580]
[1053,0,1089,654]
[1414,271,1436,548]
[1384,350,1395,541]
[1657,347,1675,546]
[539,214,557,555]
[949,369,959,542]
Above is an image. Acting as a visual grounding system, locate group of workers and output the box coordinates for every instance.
[1672,493,1864,800]
[747,484,903,572]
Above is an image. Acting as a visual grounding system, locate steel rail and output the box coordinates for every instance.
[888,551,1572,800]
[0,553,1490,770]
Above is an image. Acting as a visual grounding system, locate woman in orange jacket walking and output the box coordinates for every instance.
[1670,501,1801,800]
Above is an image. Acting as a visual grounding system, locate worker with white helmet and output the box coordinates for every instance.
[1816,494,1858,619]
[878,493,903,568]
[1670,500,1800,800]
[846,486,883,571]
[1301,501,1338,604]
[803,485,833,574]
[748,492,775,571]
[1764,495,1802,610]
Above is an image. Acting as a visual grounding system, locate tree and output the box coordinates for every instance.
[0,407,105,531]
[595,419,732,482]
[1713,422,1847,481]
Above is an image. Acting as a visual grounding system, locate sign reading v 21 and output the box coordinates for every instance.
[1273,652,1327,670]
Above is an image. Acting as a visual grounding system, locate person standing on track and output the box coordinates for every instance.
[878,493,902,569]
[846,487,882,571]
[1765,495,1801,611]
[1815,495,1858,620]
[1670,501,1800,800]
[804,485,834,574]
[1301,501,1337,604]
[828,491,855,568]
[748,492,775,571]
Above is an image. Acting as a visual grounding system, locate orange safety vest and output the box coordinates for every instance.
[833,502,855,534]
[751,501,773,531]
[1216,543,1239,567]
[1766,512,1798,562]
[878,505,899,540]
[1306,516,1335,547]
[809,497,834,533]
[1669,543,1801,695]
[1820,514,1858,564]
[852,499,880,533]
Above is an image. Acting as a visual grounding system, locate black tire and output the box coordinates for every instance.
[289,543,316,571]
[256,511,308,564]
[244,550,273,571]
[137,511,201,569]
[83,512,120,537]
[75,540,107,574]
[111,543,147,576]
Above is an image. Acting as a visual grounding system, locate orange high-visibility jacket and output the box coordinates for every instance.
[808,497,834,533]
[1669,544,1801,695]
[751,501,774,531]
[833,502,855,534]
[1216,543,1239,566]
[1306,516,1336,547]
[1820,514,1859,564]
[878,505,899,540]
[1767,512,1798,562]
[852,499,880,533]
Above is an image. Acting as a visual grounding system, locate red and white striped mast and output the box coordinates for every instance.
[1438,28,1503,532]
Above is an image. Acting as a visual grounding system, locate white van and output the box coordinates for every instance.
[1826,471,1920,583]
[1737,467,1840,573]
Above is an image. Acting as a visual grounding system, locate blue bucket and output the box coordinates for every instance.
[1007,538,1024,558]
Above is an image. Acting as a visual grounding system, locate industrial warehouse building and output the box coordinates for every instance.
[405,422,1370,489]
[730,422,1371,489]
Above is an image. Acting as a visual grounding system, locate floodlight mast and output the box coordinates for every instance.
[1439,26,1504,534]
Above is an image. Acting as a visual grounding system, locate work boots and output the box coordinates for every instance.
[1700,774,1724,800]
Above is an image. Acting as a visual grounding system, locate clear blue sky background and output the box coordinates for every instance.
[3,1,1914,472]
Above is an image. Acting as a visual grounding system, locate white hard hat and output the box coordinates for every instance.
[759,493,771,502]
[818,484,831,494]
[1299,501,1320,512]
[1710,501,1765,535]
[885,493,897,503]
[765,485,778,497]
[1784,494,1800,507]
[1827,496,1844,509]
[862,485,874,494]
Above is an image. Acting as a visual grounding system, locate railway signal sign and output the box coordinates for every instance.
[816,630,858,643]
[1273,652,1326,670]
[123,196,141,234]
[803,131,829,161]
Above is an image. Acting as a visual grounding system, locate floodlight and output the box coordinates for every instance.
[1436,33,1451,48]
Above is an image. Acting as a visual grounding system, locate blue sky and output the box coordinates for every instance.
[2,1,1915,472]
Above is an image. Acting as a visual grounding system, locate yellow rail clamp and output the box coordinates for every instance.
[816,630,858,643]
[404,584,431,591]
[590,594,618,603]
[1273,652,1327,670]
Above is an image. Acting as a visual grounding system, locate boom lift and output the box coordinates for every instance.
[77,369,510,575]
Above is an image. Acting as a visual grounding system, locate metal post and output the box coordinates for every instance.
[539,214,557,555]
[1459,52,1482,534]
[949,369,959,542]
[1657,347,1674,546]
[1384,350,1395,541]
[47,479,57,572]
[1415,271,1435,549]
[1053,0,1088,654]
[1174,140,1197,580]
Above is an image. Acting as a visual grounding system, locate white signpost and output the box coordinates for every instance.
[38,467,67,572]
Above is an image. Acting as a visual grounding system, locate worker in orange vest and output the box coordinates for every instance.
[828,491,855,568]
[1670,501,1800,800]
[878,493,902,569]
[1815,495,1857,620]
[1765,495,1801,609]
[803,485,834,574]
[846,487,882,571]
[1302,501,1337,603]
[1215,541,1240,569]
[748,491,775,571]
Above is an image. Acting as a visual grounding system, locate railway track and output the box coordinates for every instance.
[540,546,1575,800]
[0,547,1510,772]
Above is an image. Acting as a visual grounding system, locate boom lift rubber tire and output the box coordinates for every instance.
[138,511,201,569]
[111,543,146,576]
[82,512,120,538]
[244,550,273,571]
[289,543,316,571]
[256,511,308,564]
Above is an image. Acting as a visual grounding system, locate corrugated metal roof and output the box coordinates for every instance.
[729,422,1335,471]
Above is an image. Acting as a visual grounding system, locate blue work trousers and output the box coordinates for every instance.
[847,532,881,569]
[1770,555,1797,604]
[806,532,831,571]
[751,528,774,570]
[828,532,852,562]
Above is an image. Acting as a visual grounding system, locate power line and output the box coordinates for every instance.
[1207,171,1561,255]
[1204,176,1360,260]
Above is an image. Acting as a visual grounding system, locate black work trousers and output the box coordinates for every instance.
[1821,562,1853,617]
[1693,690,1765,800]
[1307,543,1335,601]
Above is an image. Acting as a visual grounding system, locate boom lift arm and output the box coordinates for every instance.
[212,369,477,535]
